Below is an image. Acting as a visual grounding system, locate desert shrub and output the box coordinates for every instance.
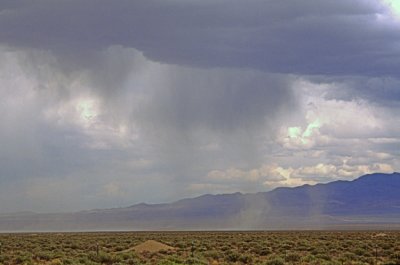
[204,250,220,260]
[225,251,240,262]
[311,248,321,255]
[89,251,117,264]
[114,246,125,251]
[174,242,187,249]
[126,252,140,260]
[69,244,79,249]
[159,254,184,264]
[302,254,317,263]
[390,251,400,261]
[381,243,393,250]
[77,256,97,265]
[0,231,399,265]
[185,257,207,265]
[354,248,368,256]
[252,246,271,256]
[62,258,74,264]
[280,243,292,250]
[238,254,253,264]
[35,251,54,261]
[285,252,301,262]
[15,254,33,265]
[316,253,331,261]
[343,251,357,260]
[158,261,183,265]
[264,257,285,265]
[50,259,62,265]
[220,245,230,251]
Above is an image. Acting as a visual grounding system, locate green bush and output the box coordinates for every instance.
[204,250,220,260]
[225,251,240,262]
[185,257,207,265]
[285,252,301,262]
[238,254,253,264]
[264,257,285,265]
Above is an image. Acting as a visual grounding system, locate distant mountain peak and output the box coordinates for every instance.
[0,172,399,231]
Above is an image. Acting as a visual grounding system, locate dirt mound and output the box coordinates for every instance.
[133,240,174,253]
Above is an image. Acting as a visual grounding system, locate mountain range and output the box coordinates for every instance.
[0,172,399,231]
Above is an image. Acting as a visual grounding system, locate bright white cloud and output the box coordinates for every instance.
[44,94,138,149]
[382,0,400,17]
[200,161,395,194]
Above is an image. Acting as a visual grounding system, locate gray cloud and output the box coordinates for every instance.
[0,45,298,212]
[0,0,399,76]
[321,77,400,106]
[135,68,297,185]
[138,69,293,133]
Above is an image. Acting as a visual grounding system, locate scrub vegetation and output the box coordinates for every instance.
[0,231,399,265]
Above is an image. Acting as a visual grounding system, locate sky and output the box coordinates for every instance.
[0,0,400,213]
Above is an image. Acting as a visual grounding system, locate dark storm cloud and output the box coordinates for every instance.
[305,75,400,107]
[138,69,293,133]
[0,0,399,76]
[332,78,400,105]
[131,67,297,179]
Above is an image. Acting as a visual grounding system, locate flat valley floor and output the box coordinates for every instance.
[0,231,399,264]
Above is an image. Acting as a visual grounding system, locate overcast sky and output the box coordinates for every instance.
[1,0,400,213]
